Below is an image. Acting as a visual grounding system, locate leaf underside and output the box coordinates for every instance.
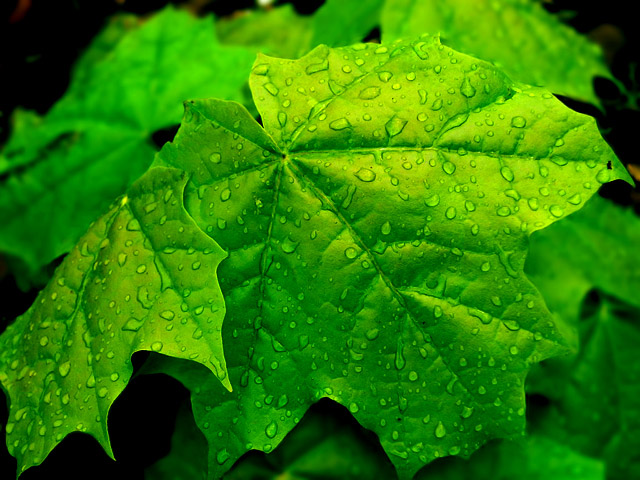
[147,35,628,479]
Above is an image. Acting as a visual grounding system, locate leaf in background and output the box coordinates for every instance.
[528,297,640,480]
[524,196,640,479]
[526,195,640,322]
[145,396,208,480]
[0,6,255,286]
[216,0,383,59]
[0,167,231,475]
[216,4,312,59]
[381,0,613,106]
[149,35,628,479]
[414,434,605,480]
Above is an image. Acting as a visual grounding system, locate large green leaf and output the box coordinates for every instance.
[0,167,230,475]
[0,6,255,285]
[217,0,383,59]
[381,0,612,106]
[147,35,629,479]
[529,297,640,480]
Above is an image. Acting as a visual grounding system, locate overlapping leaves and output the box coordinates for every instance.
[381,0,612,106]
[0,168,230,474]
[0,6,255,285]
[525,196,640,479]
[146,35,628,479]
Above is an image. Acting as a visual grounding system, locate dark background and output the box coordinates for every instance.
[0,1,638,478]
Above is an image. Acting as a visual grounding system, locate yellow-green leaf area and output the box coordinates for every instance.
[151,35,629,479]
[0,168,230,475]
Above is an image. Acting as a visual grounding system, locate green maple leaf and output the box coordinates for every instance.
[0,6,255,285]
[0,167,230,475]
[144,35,629,479]
[381,0,613,106]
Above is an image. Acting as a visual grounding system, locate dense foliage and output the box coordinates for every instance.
[1,1,638,479]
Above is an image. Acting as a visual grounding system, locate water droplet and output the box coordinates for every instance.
[549,205,564,217]
[265,421,278,439]
[365,328,379,340]
[408,371,418,382]
[596,168,612,183]
[209,152,222,164]
[442,161,456,175]
[220,188,231,202]
[500,166,514,182]
[263,83,279,96]
[460,77,476,98]
[160,311,175,321]
[445,207,456,219]
[511,116,526,128]
[359,87,381,99]
[424,194,440,207]
[496,206,511,217]
[216,449,230,465]
[58,362,71,377]
[344,247,358,259]
[329,118,351,130]
[151,342,163,352]
[281,236,299,254]
[354,168,376,182]
[378,71,393,82]
[122,317,144,332]
[567,194,582,205]
[381,221,392,235]
[349,402,359,413]
[385,116,408,137]
[435,421,446,438]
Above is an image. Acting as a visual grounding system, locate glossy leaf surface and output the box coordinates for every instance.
[150,35,628,479]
